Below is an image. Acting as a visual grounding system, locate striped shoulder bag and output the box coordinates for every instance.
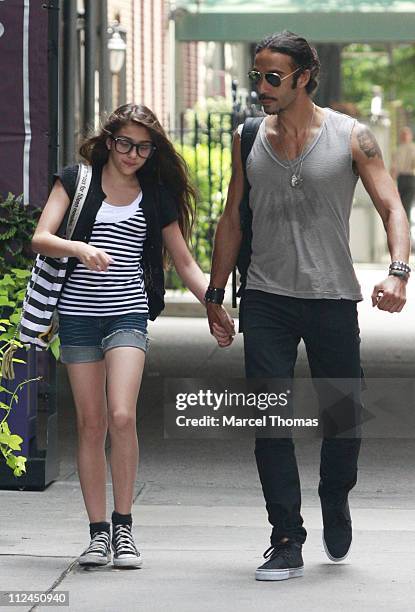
[18,163,92,349]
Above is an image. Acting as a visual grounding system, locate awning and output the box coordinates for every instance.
[174,1,415,43]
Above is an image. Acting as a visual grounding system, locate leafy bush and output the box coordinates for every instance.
[0,194,46,477]
[0,193,40,277]
[178,141,232,272]
[0,319,41,477]
[0,268,30,324]
[342,43,415,118]
[0,269,35,477]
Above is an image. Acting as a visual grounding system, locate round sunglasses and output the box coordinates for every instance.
[110,136,156,159]
[248,67,302,88]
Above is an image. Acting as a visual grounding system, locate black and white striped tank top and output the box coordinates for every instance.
[57,192,148,316]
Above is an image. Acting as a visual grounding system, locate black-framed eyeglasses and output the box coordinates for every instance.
[111,136,156,159]
[247,67,301,88]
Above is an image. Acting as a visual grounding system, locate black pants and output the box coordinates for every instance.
[397,174,415,219]
[243,290,362,545]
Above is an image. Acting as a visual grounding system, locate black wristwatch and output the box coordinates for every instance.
[204,286,225,305]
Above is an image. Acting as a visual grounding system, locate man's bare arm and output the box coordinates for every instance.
[352,123,410,263]
[206,131,245,344]
[210,131,245,287]
[352,123,410,312]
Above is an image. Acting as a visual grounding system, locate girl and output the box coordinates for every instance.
[32,103,234,569]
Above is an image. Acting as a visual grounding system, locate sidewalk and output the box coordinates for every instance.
[1,265,414,611]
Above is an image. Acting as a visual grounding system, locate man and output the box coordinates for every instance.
[391,126,415,221]
[205,31,410,581]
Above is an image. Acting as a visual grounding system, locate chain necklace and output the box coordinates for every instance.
[278,103,315,189]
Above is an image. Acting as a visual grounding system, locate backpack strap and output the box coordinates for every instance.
[231,117,264,308]
[240,117,264,182]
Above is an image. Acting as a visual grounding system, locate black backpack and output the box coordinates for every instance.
[232,117,264,320]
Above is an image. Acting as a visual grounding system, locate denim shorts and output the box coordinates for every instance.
[58,312,149,364]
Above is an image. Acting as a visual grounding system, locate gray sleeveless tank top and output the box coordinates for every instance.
[245,108,363,301]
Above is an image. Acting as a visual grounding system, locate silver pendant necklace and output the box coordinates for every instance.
[279,103,315,189]
[290,173,303,189]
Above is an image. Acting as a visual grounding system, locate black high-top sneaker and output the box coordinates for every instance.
[112,523,142,569]
[322,498,352,562]
[78,531,111,566]
[255,541,304,581]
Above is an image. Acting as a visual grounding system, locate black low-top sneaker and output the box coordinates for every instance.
[255,541,304,581]
[322,499,352,562]
[79,531,111,566]
[112,523,143,569]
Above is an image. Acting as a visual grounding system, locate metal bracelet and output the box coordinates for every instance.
[389,260,411,274]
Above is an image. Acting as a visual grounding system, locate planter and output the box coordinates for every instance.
[0,346,59,490]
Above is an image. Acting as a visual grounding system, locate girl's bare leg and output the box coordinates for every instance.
[105,347,145,514]
[66,360,108,522]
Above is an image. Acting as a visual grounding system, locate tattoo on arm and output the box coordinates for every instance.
[357,126,383,159]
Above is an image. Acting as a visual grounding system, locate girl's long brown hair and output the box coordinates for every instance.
[79,103,196,262]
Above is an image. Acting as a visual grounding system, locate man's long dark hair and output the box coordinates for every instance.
[79,103,196,259]
[256,31,321,95]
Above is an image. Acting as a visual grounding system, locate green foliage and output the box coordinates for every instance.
[166,110,234,289]
[0,193,40,276]
[0,380,32,477]
[0,193,50,478]
[342,44,415,117]
[164,268,186,291]
[176,133,232,273]
[0,191,61,358]
[0,193,61,476]
[0,419,27,477]
[49,336,61,360]
[0,268,30,326]
[188,96,233,116]
[0,326,41,477]
[181,106,234,147]
[0,192,40,356]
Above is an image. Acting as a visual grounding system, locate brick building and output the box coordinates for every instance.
[106,1,206,125]
[59,1,234,165]
[107,0,171,127]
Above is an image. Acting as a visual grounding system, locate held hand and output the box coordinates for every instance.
[211,322,234,348]
[371,276,407,313]
[75,242,114,272]
[206,302,235,347]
